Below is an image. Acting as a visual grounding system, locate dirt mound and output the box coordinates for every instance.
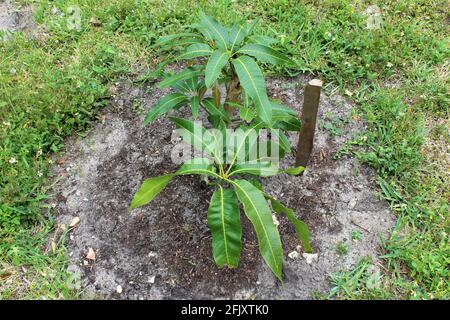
[50,74,395,299]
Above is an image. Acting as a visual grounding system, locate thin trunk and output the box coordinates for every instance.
[224,69,241,116]
[212,82,221,108]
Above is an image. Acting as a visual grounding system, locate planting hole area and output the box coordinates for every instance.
[49,74,395,299]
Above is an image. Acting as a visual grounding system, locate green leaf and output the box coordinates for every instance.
[240,106,256,123]
[205,49,229,88]
[232,179,283,280]
[130,159,220,210]
[144,93,187,125]
[229,24,246,51]
[270,101,296,116]
[232,56,272,125]
[190,95,200,118]
[272,130,292,154]
[270,102,300,131]
[191,22,214,41]
[229,162,280,177]
[247,136,286,162]
[239,93,256,122]
[154,32,202,47]
[248,35,278,46]
[170,117,222,164]
[207,186,242,268]
[201,98,231,123]
[157,37,204,51]
[142,55,175,81]
[244,19,259,36]
[249,178,263,191]
[284,166,305,175]
[130,175,173,209]
[199,13,229,50]
[177,43,213,60]
[223,121,267,173]
[158,66,203,89]
[267,196,313,253]
[238,44,293,65]
[273,115,301,131]
[175,161,219,178]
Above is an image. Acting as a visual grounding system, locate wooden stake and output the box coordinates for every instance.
[295,79,323,167]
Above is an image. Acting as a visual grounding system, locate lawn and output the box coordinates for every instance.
[0,0,448,299]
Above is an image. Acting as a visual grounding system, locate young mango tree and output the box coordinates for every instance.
[130,13,312,280]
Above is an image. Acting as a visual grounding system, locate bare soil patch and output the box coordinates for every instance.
[0,1,35,33]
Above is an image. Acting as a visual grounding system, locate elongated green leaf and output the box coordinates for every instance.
[157,37,204,51]
[267,196,312,253]
[130,175,173,209]
[144,93,187,125]
[271,101,297,116]
[177,43,213,60]
[247,137,286,163]
[284,166,305,175]
[158,66,203,89]
[249,178,263,191]
[170,117,222,164]
[224,121,266,173]
[239,92,256,122]
[273,115,301,131]
[256,102,300,131]
[205,49,229,87]
[232,162,299,176]
[229,162,280,177]
[201,98,230,122]
[271,129,292,154]
[141,55,174,81]
[176,161,219,178]
[130,160,220,210]
[248,35,278,46]
[171,80,192,93]
[244,19,258,36]
[191,22,214,41]
[208,186,242,267]
[238,44,293,65]
[199,13,229,50]
[154,32,202,47]
[232,56,272,125]
[229,24,246,51]
[187,76,202,92]
[240,106,256,123]
[232,179,283,280]
[190,95,200,118]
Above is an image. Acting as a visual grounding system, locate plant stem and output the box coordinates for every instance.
[224,67,241,117]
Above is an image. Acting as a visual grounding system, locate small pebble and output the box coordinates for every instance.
[116,285,123,294]
[302,253,319,264]
[288,251,299,259]
[272,214,280,227]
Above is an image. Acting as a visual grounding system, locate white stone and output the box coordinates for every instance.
[302,253,319,264]
[288,251,299,259]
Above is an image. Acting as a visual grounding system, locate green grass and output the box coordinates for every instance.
[1,0,448,299]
